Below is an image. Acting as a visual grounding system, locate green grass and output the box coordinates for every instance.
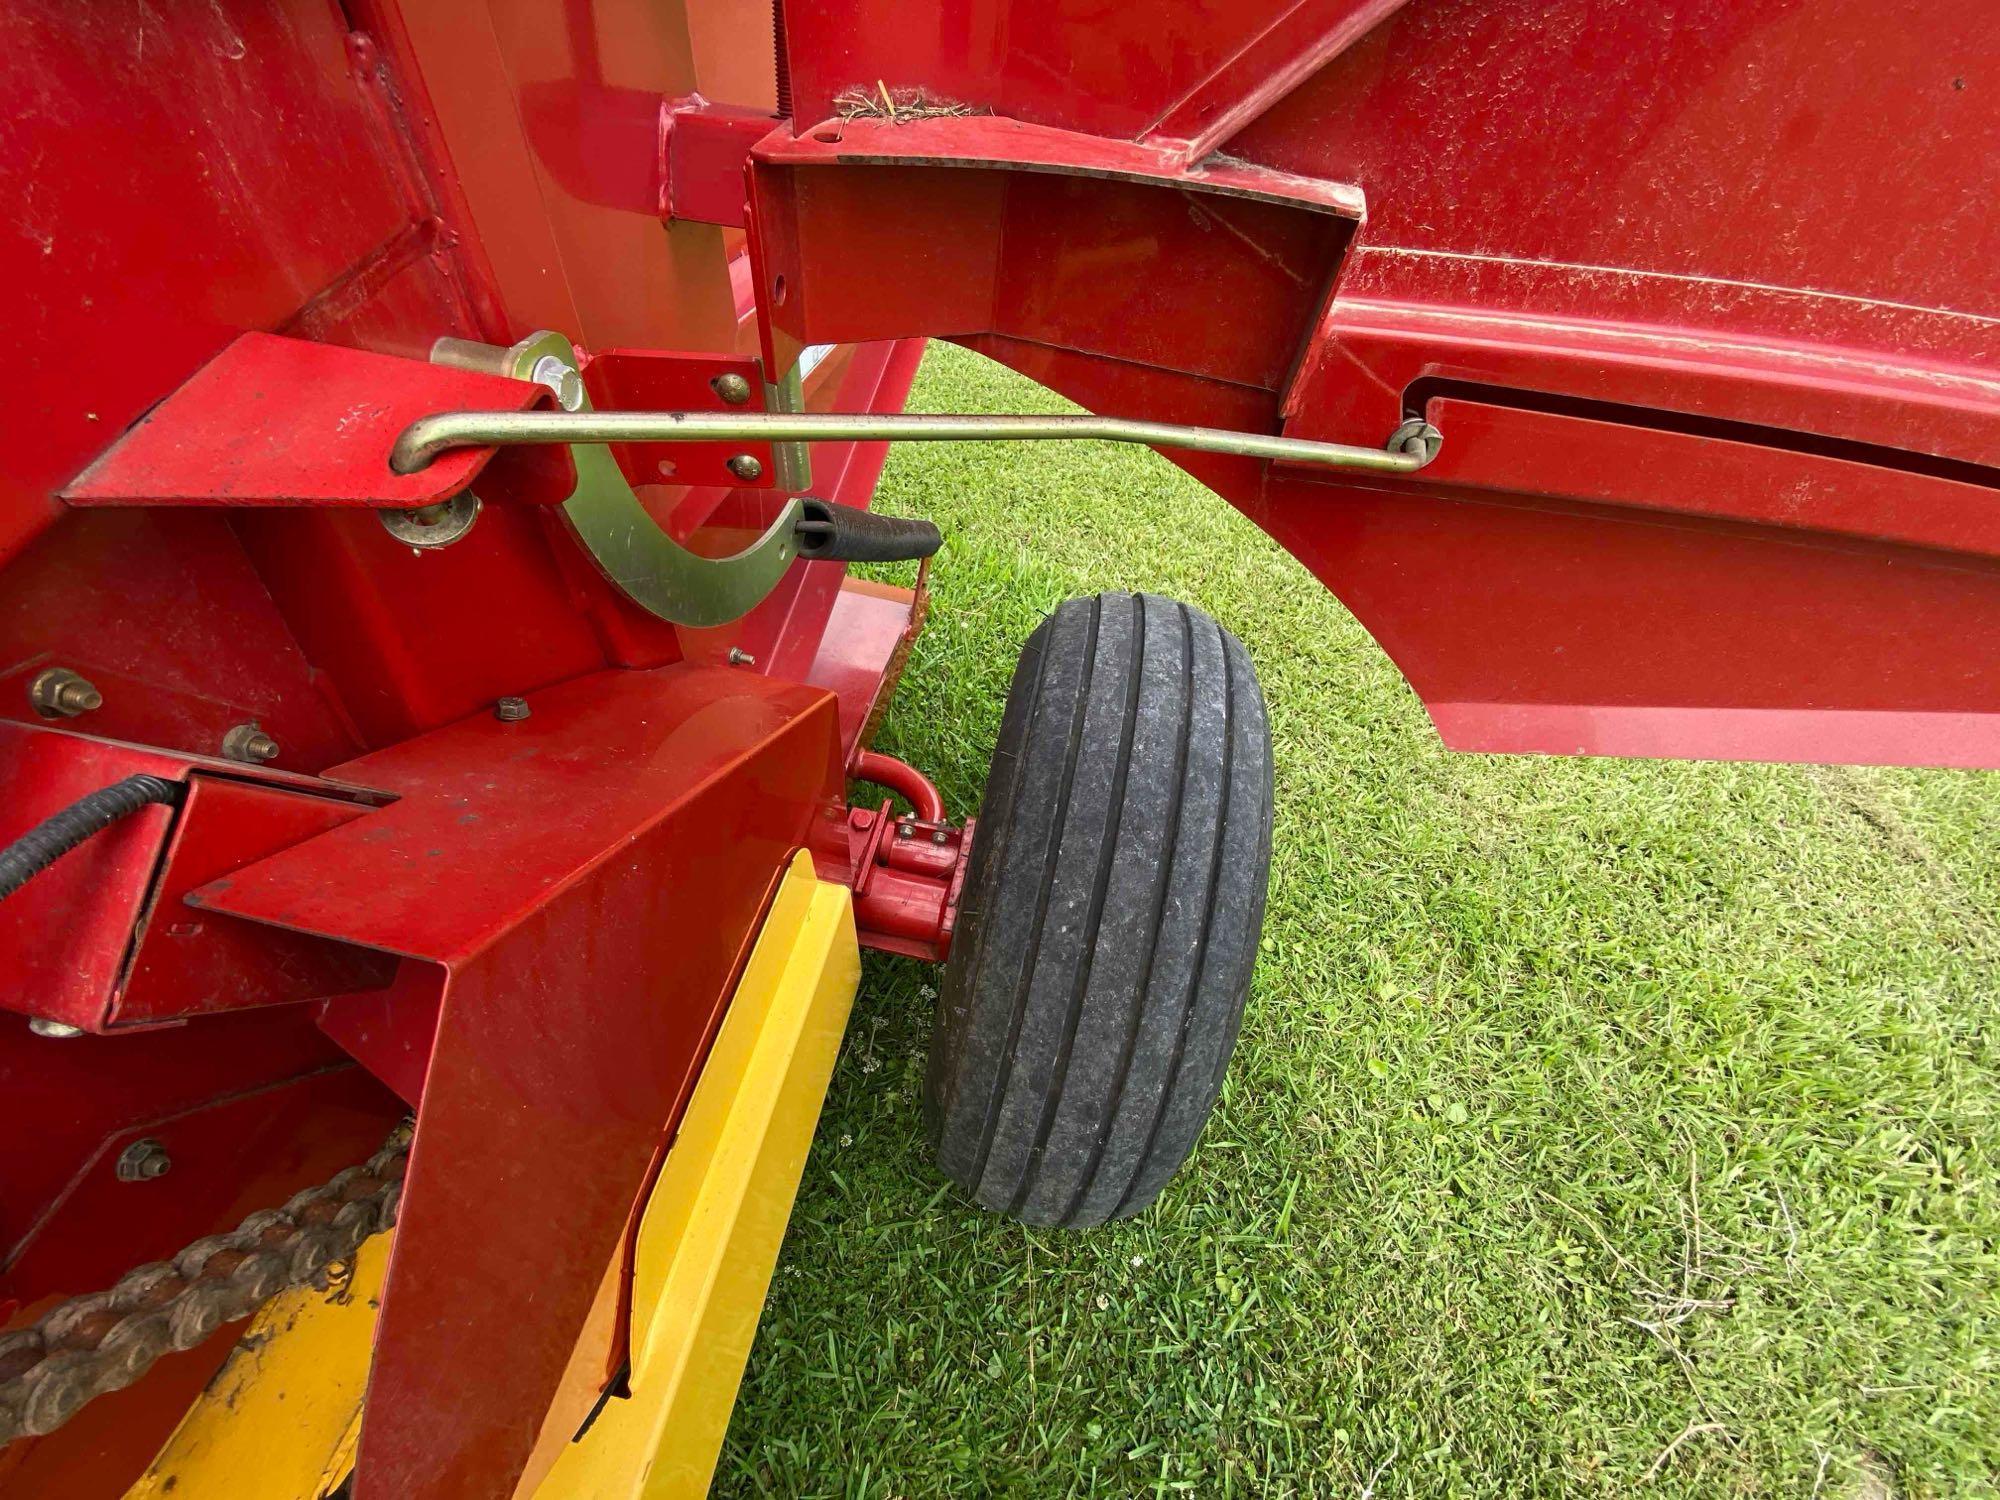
[716,343,2000,1498]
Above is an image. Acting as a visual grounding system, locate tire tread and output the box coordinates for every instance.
[927,593,1271,1227]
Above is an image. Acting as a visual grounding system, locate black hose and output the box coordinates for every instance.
[0,774,184,902]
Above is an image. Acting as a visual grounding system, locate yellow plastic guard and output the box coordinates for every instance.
[125,849,860,1500]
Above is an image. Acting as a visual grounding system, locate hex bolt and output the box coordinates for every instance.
[494,696,531,722]
[529,355,586,412]
[932,828,950,845]
[711,372,753,405]
[897,822,914,839]
[116,1139,172,1183]
[28,1017,84,1039]
[30,668,102,719]
[221,723,280,764]
[726,453,765,482]
[727,648,756,667]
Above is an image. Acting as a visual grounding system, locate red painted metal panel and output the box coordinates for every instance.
[779,0,1397,146]
[317,966,443,1109]
[756,112,1367,214]
[0,732,184,1031]
[751,159,1350,389]
[1416,397,2000,557]
[230,503,618,750]
[1227,1,2000,315]
[0,0,472,566]
[584,347,775,488]
[1145,0,1413,158]
[1427,703,2000,769]
[1283,257,2000,471]
[804,576,925,756]
[0,724,402,1032]
[385,0,744,355]
[0,511,365,773]
[748,0,2000,767]
[0,1008,364,1289]
[192,665,843,1498]
[63,335,547,510]
[1252,477,2000,767]
[665,98,778,225]
[113,777,395,1025]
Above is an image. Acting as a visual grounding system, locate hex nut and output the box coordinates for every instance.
[378,494,482,550]
[1387,417,1444,466]
[221,723,280,764]
[117,1139,172,1183]
[494,696,531,722]
[30,668,102,719]
[28,1018,85,1039]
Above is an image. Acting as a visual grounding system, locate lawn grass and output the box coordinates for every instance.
[716,342,2000,1498]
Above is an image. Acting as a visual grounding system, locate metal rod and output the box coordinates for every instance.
[852,750,947,824]
[389,409,1434,476]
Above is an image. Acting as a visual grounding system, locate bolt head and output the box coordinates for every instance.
[29,1017,84,1039]
[494,696,531,722]
[726,453,766,482]
[711,372,754,405]
[530,355,586,412]
[932,828,950,845]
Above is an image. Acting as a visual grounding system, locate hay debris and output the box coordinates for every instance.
[833,81,983,123]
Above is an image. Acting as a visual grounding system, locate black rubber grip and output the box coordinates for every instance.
[793,498,942,563]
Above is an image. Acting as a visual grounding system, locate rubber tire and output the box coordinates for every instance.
[925,592,1274,1227]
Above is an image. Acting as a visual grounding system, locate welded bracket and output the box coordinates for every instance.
[445,332,808,629]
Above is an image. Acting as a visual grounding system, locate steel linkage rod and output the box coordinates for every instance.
[390,409,1439,477]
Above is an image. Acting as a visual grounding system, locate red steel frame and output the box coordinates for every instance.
[0,0,1994,1495]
